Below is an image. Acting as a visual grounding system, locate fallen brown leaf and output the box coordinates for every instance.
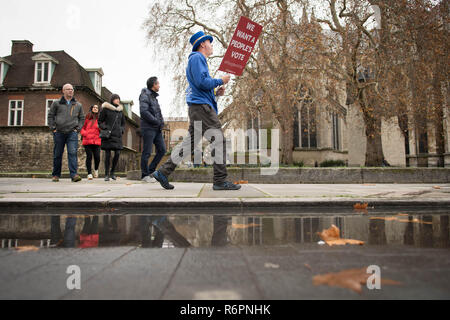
[397,218,433,225]
[313,267,402,294]
[370,216,433,225]
[317,224,340,241]
[433,186,441,189]
[317,225,364,246]
[370,217,399,222]
[304,263,313,272]
[232,223,261,229]
[353,203,369,210]
[326,239,365,246]
[15,246,39,253]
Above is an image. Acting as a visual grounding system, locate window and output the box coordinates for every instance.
[32,53,58,86]
[0,59,12,86]
[95,73,102,95]
[45,99,58,126]
[300,102,317,148]
[9,100,24,126]
[86,69,104,95]
[332,113,340,150]
[35,61,51,83]
[247,115,260,150]
[0,62,3,86]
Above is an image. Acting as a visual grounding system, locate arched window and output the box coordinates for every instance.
[299,100,317,148]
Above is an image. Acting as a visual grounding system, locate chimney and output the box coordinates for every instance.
[11,40,34,55]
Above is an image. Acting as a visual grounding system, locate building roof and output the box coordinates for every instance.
[1,50,95,93]
[101,86,113,102]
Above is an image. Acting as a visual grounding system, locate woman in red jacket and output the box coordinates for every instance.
[81,105,101,180]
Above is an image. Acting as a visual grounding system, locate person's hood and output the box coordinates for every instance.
[102,102,123,112]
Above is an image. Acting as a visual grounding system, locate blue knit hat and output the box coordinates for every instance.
[190,31,214,52]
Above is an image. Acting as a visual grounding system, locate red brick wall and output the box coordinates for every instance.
[0,90,102,127]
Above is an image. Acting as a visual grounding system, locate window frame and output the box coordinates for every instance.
[8,100,24,127]
[34,61,51,84]
[0,62,3,86]
[332,113,341,151]
[45,99,59,126]
[94,73,102,95]
[299,102,317,149]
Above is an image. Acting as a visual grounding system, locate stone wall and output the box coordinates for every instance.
[0,126,140,174]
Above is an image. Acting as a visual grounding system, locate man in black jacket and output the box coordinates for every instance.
[140,77,167,182]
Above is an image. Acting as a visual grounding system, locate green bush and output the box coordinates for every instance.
[319,160,347,167]
[293,161,304,167]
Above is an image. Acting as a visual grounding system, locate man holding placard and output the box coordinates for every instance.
[152,31,241,191]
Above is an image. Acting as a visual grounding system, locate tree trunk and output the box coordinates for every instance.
[365,120,384,167]
[280,119,294,165]
[433,63,446,167]
[360,91,385,167]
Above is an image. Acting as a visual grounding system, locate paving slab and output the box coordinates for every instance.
[161,248,263,300]
[94,183,204,198]
[64,248,186,300]
[0,247,134,300]
[199,184,268,198]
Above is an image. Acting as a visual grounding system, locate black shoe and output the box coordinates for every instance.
[213,181,242,191]
[111,173,117,181]
[104,176,110,182]
[152,171,175,190]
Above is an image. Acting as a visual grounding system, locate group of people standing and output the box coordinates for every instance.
[48,30,241,191]
[48,85,125,182]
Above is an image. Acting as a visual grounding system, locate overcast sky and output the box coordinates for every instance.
[0,0,182,117]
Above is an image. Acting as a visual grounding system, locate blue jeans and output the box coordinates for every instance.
[141,129,166,178]
[52,131,79,178]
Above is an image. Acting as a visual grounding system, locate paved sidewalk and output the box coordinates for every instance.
[0,178,449,209]
[1,245,450,300]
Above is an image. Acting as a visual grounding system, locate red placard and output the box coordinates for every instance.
[218,16,263,76]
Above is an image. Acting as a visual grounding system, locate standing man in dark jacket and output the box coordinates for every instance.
[140,77,167,183]
[48,83,85,182]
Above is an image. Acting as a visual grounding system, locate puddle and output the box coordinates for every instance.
[1,210,449,249]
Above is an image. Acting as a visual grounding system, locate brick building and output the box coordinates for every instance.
[0,40,142,174]
[165,117,189,151]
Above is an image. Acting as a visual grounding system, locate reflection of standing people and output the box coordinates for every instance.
[211,216,230,247]
[79,216,99,248]
[152,31,241,191]
[47,83,85,183]
[99,215,121,247]
[81,105,101,180]
[99,94,125,181]
[140,77,167,183]
[50,216,77,248]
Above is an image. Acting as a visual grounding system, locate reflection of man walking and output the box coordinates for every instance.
[152,31,241,191]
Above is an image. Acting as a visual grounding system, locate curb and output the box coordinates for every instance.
[1,198,450,210]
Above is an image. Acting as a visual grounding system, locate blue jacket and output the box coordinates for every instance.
[186,52,224,114]
[139,88,164,130]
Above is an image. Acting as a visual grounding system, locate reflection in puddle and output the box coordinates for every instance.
[0,213,449,249]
